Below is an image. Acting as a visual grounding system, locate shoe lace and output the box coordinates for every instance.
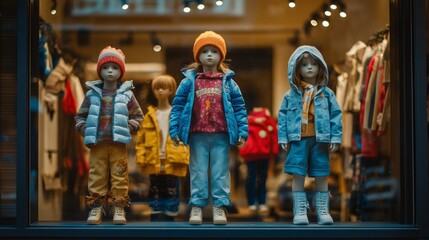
[115,207,125,216]
[297,197,310,215]
[213,206,224,216]
[316,193,330,215]
[191,207,201,216]
[90,207,102,216]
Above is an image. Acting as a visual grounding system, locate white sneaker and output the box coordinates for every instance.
[189,207,203,224]
[248,205,257,214]
[165,210,179,217]
[113,206,127,225]
[87,206,102,225]
[258,204,269,215]
[213,206,227,225]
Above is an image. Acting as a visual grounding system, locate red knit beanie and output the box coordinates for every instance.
[193,31,226,63]
[96,46,126,81]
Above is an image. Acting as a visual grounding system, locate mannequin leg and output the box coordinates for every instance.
[314,176,333,224]
[314,176,328,191]
[292,175,305,192]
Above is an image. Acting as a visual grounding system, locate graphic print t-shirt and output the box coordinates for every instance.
[190,72,227,133]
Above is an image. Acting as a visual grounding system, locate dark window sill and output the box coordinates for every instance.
[0,222,419,239]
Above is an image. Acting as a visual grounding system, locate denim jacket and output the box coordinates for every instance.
[278,45,342,144]
[169,69,248,146]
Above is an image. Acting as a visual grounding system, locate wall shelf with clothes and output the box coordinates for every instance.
[333,25,396,222]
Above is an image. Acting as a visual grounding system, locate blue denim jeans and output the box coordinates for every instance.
[246,159,269,206]
[189,133,231,207]
[148,174,180,214]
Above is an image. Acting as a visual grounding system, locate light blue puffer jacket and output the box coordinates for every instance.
[83,80,135,145]
[278,45,342,144]
[169,69,248,146]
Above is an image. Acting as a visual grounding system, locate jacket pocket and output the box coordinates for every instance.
[285,101,300,133]
[167,141,189,165]
[143,130,157,164]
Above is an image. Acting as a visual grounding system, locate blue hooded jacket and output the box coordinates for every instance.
[278,45,342,144]
[169,69,248,146]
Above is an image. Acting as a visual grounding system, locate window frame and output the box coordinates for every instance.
[3,0,427,238]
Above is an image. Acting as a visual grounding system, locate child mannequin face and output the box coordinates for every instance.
[299,54,319,84]
[199,45,221,71]
[153,86,172,102]
[100,62,121,82]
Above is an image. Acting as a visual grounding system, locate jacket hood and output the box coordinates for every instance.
[85,80,134,96]
[182,68,235,80]
[287,45,328,91]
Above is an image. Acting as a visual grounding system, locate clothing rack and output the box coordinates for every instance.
[366,25,390,46]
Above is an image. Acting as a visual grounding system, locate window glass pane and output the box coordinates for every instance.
[0,1,17,226]
[35,0,397,224]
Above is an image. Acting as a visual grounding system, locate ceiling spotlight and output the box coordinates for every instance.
[338,1,347,18]
[50,0,57,15]
[183,0,191,13]
[121,0,129,10]
[197,0,205,10]
[322,19,330,27]
[329,0,338,10]
[288,0,296,8]
[151,32,162,52]
[153,44,162,52]
[216,0,223,6]
[310,12,320,27]
[323,3,331,16]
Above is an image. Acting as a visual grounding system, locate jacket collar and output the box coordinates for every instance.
[182,69,235,80]
[85,80,134,96]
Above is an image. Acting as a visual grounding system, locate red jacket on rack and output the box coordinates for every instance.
[239,107,278,161]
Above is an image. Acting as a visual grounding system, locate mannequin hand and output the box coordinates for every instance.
[172,136,180,147]
[329,143,340,152]
[281,143,289,152]
[236,136,246,146]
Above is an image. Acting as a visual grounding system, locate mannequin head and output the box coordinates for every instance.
[293,52,327,88]
[151,74,177,103]
[97,46,125,81]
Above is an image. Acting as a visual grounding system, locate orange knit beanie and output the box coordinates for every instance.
[193,31,226,63]
[96,46,126,81]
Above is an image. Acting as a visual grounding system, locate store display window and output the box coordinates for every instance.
[30,0,400,224]
[1,0,428,238]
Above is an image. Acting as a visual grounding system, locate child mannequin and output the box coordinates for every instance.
[238,107,278,215]
[135,74,189,221]
[75,46,143,225]
[278,45,342,225]
[169,31,248,225]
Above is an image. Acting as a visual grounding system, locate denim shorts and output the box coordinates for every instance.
[284,137,330,177]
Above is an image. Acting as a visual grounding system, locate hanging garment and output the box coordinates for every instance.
[239,107,278,161]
